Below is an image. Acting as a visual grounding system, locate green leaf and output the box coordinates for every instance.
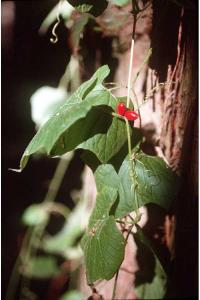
[78,115,128,163]
[81,187,125,283]
[23,256,59,279]
[81,216,125,284]
[134,226,167,299]
[93,151,177,218]
[19,65,112,170]
[59,290,84,300]
[66,0,108,17]
[22,204,48,226]
[110,0,131,7]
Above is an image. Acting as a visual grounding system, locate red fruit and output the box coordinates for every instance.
[116,102,126,116]
[124,110,139,121]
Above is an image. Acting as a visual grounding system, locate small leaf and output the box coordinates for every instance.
[22,204,48,226]
[66,0,108,17]
[59,290,84,300]
[23,256,59,279]
[134,226,167,299]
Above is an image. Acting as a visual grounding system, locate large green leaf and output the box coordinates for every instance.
[134,226,167,299]
[81,187,125,284]
[20,66,116,170]
[94,151,177,218]
[66,0,108,17]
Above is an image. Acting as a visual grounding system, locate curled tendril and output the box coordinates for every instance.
[50,0,63,44]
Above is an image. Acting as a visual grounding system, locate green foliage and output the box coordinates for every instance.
[81,216,125,283]
[43,198,90,258]
[66,0,108,16]
[81,187,125,283]
[59,290,84,300]
[23,256,59,279]
[110,0,131,6]
[134,226,167,299]
[94,151,177,218]
[22,204,48,226]
[19,64,178,291]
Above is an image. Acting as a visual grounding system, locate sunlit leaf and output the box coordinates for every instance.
[19,65,112,170]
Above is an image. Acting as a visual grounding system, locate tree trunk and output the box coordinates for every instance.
[149,1,198,298]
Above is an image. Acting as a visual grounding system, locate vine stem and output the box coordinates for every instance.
[112,270,119,300]
[126,38,135,108]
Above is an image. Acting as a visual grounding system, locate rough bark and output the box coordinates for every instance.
[149,2,198,298]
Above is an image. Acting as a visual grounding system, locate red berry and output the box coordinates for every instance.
[124,110,139,121]
[116,102,126,116]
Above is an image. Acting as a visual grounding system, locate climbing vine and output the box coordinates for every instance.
[7,1,179,299]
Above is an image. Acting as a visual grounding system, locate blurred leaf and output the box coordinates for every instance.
[134,226,167,299]
[59,290,84,300]
[30,86,67,128]
[66,0,108,17]
[110,0,131,7]
[22,204,48,226]
[43,198,90,257]
[23,256,59,279]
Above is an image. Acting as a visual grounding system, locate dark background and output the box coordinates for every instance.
[2,1,84,298]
